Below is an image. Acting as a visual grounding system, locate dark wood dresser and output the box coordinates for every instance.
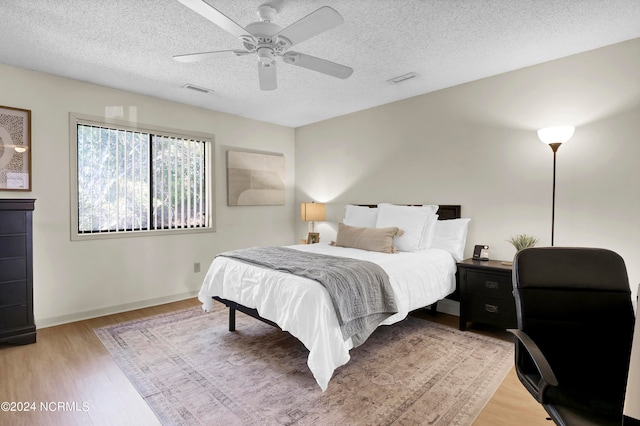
[0,198,36,345]
[457,258,516,331]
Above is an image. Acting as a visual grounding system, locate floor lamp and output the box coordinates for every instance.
[537,126,575,246]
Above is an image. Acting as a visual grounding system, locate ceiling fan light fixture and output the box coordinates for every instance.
[176,1,352,90]
[257,47,276,67]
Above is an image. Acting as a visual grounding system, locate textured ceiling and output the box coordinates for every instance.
[1,1,639,128]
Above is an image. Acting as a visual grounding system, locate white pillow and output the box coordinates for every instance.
[375,203,438,252]
[343,205,378,228]
[417,204,439,249]
[420,214,439,249]
[431,218,471,261]
[421,204,439,214]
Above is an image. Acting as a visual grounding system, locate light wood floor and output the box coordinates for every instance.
[0,298,550,426]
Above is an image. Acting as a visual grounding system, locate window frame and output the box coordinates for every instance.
[69,112,215,241]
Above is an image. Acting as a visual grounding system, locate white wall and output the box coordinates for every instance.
[0,65,296,326]
[2,38,638,326]
[295,39,640,302]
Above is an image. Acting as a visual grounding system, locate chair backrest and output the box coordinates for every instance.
[513,247,635,397]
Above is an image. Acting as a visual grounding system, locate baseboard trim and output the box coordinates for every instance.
[36,291,199,329]
[36,292,459,329]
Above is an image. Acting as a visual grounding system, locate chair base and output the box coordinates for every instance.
[546,403,623,426]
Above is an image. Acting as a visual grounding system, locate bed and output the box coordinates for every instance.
[198,204,469,391]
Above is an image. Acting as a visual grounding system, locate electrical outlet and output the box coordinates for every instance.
[193,262,201,273]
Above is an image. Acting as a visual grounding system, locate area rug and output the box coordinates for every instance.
[94,305,514,426]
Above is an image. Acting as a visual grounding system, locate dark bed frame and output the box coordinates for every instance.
[213,204,462,332]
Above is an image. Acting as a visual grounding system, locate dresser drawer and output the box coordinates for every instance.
[0,281,27,306]
[0,258,27,282]
[0,236,26,258]
[465,270,513,299]
[0,211,26,234]
[466,295,517,329]
[0,305,29,329]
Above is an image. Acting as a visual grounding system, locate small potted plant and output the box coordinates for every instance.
[503,234,539,265]
[507,234,538,251]
[507,234,539,251]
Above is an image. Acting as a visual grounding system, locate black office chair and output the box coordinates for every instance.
[509,247,635,426]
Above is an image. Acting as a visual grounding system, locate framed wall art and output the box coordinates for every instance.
[227,149,285,206]
[0,105,31,191]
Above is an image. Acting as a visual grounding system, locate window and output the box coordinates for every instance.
[70,113,214,240]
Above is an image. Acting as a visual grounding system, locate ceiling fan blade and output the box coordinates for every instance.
[275,6,343,47]
[258,62,277,91]
[178,0,253,40]
[282,52,353,79]
[173,50,250,63]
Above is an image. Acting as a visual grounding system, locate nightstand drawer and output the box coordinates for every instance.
[466,296,517,329]
[466,270,513,299]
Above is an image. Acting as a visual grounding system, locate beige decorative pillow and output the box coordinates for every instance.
[332,223,404,253]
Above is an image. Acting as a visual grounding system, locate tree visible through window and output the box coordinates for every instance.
[72,117,212,238]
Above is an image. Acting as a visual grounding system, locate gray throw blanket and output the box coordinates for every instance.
[218,246,398,347]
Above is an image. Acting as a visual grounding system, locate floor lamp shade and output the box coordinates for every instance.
[301,202,326,232]
[537,126,575,246]
[537,126,575,145]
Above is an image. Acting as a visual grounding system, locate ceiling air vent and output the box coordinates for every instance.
[183,83,214,94]
[386,72,417,84]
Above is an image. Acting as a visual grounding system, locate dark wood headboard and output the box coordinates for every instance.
[359,204,461,220]
[436,205,462,220]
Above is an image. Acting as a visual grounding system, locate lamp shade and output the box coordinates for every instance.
[537,126,575,144]
[300,202,326,222]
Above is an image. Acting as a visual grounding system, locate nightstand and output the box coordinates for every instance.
[457,258,516,331]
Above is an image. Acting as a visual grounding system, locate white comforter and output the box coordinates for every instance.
[198,243,456,391]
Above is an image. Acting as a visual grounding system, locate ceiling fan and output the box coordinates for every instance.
[174,0,354,90]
